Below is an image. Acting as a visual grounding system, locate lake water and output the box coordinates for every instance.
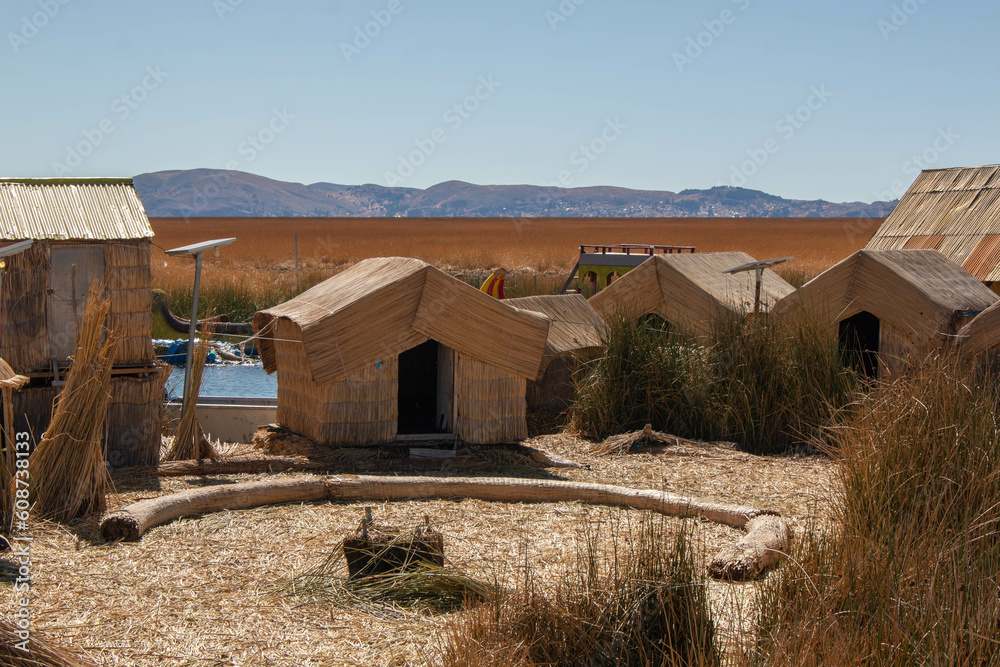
[166,363,278,399]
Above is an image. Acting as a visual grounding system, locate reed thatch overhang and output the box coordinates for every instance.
[956,299,1000,362]
[0,178,153,240]
[588,252,794,334]
[253,257,551,384]
[867,165,1000,283]
[773,249,999,345]
[506,294,605,380]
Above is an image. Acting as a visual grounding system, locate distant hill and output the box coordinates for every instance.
[134,169,896,218]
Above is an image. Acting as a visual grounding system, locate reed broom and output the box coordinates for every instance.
[164,334,217,461]
[29,285,119,522]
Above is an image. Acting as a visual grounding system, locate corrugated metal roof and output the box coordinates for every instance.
[0,178,153,241]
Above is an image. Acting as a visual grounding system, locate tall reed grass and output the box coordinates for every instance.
[440,517,719,667]
[743,356,1000,665]
[572,312,856,453]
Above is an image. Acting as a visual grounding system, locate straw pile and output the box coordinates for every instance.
[28,286,118,523]
[590,423,682,456]
[105,241,154,365]
[0,618,95,667]
[164,337,217,461]
[0,241,51,372]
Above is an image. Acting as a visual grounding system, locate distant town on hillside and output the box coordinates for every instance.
[134,169,897,219]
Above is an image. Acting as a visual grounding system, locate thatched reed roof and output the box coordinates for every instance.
[0,178,152,241]
[957,299,1000,362]
[506,294,605,377]
[588,252,794,334]
[254,257,550,384]
[773,249,998,343]
[0,357,28,390]
[867,165,1000,281]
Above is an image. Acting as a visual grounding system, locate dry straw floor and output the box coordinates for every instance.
[2,435,836,666]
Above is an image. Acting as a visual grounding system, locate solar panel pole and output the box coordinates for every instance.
[183,252,203,404]
[165,238,236,409]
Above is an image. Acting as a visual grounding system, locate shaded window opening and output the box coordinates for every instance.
[839,311,879,379]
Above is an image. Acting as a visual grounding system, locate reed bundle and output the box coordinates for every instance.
[0,359,28,535]
[28,286,118,523]
[164,336,217,461]
[0,617,95,666]
[589,423,681,456]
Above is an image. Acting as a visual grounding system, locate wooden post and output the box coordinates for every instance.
[294,231,300,292]
[183,252,203,406]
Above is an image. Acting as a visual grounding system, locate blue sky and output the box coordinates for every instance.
[1,0,996,203]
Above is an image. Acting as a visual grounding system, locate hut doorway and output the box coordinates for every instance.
[397,340,454,435]
[839,311,879,379]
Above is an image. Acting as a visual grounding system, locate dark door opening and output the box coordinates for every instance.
[839,311,880,379]
[397,340,446,434]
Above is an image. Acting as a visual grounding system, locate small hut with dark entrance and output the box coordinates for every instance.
[588,251,794,335]
[0,177,167,466]
[252,257,550,445]
[772,249,998,377]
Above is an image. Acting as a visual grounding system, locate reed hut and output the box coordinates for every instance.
[588,252,794,335]
[506,294,605,411]
[0,178,166,466]
[773,249,998,377]
[253,257,550,445]
[867,165,1000,292]
[956,299,1000,366]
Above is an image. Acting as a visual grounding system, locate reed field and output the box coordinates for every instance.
[150,216,880,321]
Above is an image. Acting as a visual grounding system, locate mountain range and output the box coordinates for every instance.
[133,169,896,218]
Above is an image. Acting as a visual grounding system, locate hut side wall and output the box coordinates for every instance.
[105,240,154,365]
[526,355,582,413]
[105,365,170,467]
[456,353,527,444]
[273,318,397,444]
[1,242,51,372]
[879,319,919,378]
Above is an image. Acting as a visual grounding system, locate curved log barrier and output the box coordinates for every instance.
[708,515,793,581]
[100,474,791,580]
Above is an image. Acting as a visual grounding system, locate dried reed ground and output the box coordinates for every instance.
[1,437,835,666]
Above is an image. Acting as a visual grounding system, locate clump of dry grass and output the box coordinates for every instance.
[744,355,1000,665]
[0,617,96,666]
[164,336,218,461]
[440,517,720,667]
[572,311,856,454]
[28,286,118,523]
